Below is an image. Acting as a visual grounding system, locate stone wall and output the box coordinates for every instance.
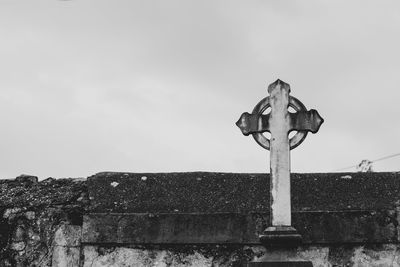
[0,175,86,266]
[82,244,400,266]
[1,172,400,266]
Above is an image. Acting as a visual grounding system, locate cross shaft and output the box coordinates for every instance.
[268,80,291,225]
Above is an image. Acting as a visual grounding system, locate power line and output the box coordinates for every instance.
[372,152,400,163]
[333,152,400,172]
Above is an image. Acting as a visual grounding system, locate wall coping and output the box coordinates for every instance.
[83,171,400,245]
[87,171,400,213]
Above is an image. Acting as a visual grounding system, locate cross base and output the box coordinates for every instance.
[259,226,302,247]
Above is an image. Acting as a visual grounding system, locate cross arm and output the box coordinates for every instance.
[289,109,324,133]
[236,112,270,136]
[236,109,324,136]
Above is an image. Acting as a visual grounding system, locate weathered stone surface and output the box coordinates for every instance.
[87,172,269,213]
[248,262,313,266]
[83,213,251,244]
[0,177,87,209]
[82,245,247,267]
[82,210,397,245]
[84,171,400,245]
[1,172,400,266]
[81,244,400,267]
[0,177,88,266]
[52,225,82,266]
[54,225,82,247]
[52,246,80,267]
[87,172,400,213]
[15,174,38,185]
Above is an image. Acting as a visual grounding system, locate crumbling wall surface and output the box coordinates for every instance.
[82,244,400,267]
[82,245,247,267]
[81,171,400,267]
[2,172,400,267]
[0,175,87,266]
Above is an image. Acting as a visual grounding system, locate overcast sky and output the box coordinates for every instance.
[0,1,399,179]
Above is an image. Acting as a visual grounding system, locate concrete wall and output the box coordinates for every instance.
[1,172,400,266]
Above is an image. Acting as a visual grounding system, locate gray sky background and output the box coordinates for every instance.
[1,1,400,179]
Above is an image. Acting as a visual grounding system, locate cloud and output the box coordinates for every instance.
[0,0,399,178]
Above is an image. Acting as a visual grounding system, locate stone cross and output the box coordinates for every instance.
[236,79,323,244]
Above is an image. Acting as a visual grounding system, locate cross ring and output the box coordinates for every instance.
[251,96,308,150]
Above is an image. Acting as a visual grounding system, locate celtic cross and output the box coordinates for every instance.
[236,79,323,244]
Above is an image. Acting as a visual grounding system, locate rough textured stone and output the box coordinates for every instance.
[1,171,400,266]
[0,177,88,266]
[0,177,86,209]
[52,246,80,267]
[54,225,81,247]
[81,244,400,267]
[87,172,400,213]
[82,210,398,245]
[84,171,400,246]
[52,225,82,267]
[83,213,251,244]
[15,175,38,185]
[82,245,245,267]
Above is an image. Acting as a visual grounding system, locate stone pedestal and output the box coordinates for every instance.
[248,226,312,266]
[259,226,302,247]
